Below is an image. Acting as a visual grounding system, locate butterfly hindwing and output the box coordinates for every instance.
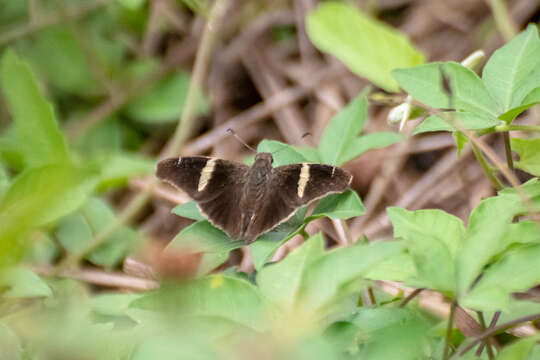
[157,157,249,239]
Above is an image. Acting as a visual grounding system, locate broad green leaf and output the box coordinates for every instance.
[365,251,416,282]
[0,323,23,360]
[0,267,52,298]
[1,50,70,167]
[250,208,307,270]
[0,164,96,267]
[306,2,424,92]
[118,0,145,10]
[393,62,499,117]
[56,198,140,267]
[76,117,123,155]
[16,25,97,95]
[502,221,540,247]
[257,140,309,167]
[90,293,142,316]
[413,112,500,135]
[495,334,539,360]
[166,221,243,254]
[310,190,365,220]
[482,24,540,113]
[463,244,540,311]
[413,115,453,134]
[339,132,403,164]
[319,92,368,165]
[351,308,431,360]
[257,233,324,309]
[456,182,540,296]
[388,207,464,294]
[172,201,205,221]
[0,164,8,200]
[95,152,156,189]
[125,71,208,124]
[131,275,269,331]
[511,137,540,176]
[298,241,402,311]
[294,146,321,162]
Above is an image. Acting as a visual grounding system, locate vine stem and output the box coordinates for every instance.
[485,0,517,41]
[471,144,504,190]
[57,0,231,270]
[450,313,540,359]
[502,132,514,171]
[443,300,457,360]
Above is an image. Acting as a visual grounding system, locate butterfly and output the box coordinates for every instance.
[157,152,352,243]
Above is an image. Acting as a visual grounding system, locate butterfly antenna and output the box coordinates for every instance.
[227,128,257,153]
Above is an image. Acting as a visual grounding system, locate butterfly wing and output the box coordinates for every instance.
[243,163,352,243]
[157,157,249,239]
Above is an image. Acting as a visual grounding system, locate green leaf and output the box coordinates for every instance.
[257,233,324,309]
[0,164,8,201]
[339,132,403,164]
[1,50,70,168]
[249,208,307,270]
[306,2,424,92]
[454,131,469,156]
[482,24,540,114]
[117,0,145,10]
[511,137,540,176]
[90,293,142,317]
[388,207,464,294]
[298,241,402,311]
[95,152,156,189]
[413,115,453,134]
[172,201,205,221]
[494,335,539,360]
[125,71,208,124]
[56,198,140,267]
[16,25,98,96]
[462,244,540,311]
[0,323,23,360]
[131,275,269,331]
[310,190,365,220]
[365,251,416,282]
[319,92,368,165]
[351,308,431,360]
[167,220,243,254]
[0,267,52,298]
[393,62,499,117]
[455,185,538,296]
[257,140,309,167]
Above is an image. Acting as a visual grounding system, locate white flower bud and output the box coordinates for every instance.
[460,50,485,71]
[387,96,412,131]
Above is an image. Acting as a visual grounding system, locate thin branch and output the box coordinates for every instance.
[486,0,517,42]
[450,313,540,359]
[443,300,457,360]
[399,288,424,308]
[502,132,514,172]
[182,64,345,155]
[471,144,504,190]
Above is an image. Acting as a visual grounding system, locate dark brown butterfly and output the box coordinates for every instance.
[157,153,352,243]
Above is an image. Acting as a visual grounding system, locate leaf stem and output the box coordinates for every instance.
[450,312,539,359]
[471,144,504,190]
[502,132,514,171]
[443,300,457,360]
[399,288,424,308]
[486,0,517,42]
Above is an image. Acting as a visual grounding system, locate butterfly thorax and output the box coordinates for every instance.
[240,153,274,235]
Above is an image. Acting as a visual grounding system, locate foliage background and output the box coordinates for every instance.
[0,0,539,359]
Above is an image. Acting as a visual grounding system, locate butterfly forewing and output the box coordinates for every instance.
[157,157,249,239]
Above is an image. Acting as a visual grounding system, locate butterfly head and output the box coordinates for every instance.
[254,152,273,166]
